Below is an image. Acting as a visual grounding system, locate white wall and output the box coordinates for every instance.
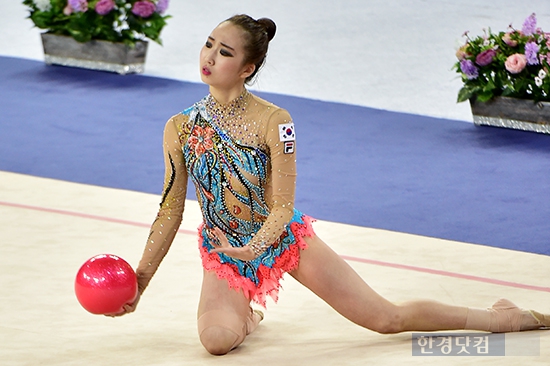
[4,1,549,121]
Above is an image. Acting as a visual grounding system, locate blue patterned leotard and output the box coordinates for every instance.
[136,91,315,307]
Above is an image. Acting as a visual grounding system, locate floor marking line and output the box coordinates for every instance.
[341,255,550,293]
[0,200,196,235]
[3,200,548,293]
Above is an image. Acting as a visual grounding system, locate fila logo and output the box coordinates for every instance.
[284,141,295,154]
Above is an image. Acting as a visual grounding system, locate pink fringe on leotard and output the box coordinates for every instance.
[198,215,315,308]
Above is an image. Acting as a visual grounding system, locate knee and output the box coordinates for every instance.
[370,309,405,335]
[199,325,240,355]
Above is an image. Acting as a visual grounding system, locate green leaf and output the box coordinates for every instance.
[30,12,53,29]
[457,86,480,103]
[457,88,472,103]
[483,81,495,93]
[476,91,494,103]
[68,29,91,43]
[501,88,515,97]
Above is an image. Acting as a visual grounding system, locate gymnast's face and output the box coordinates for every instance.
[200,22,255,90]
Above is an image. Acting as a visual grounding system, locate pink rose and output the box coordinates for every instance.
[95,0,115,15]
[475,49,496,66]
[504,53,527,74]
[502,32,518,47]
[131,1,156,18]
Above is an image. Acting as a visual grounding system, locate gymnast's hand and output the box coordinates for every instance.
[210,227,256,261]
[104,291,141,317]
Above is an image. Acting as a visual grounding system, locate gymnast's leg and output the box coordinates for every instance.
[197,270,263,355]
[290,235,549,334]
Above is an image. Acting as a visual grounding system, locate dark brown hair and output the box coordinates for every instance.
[224,14,276,84]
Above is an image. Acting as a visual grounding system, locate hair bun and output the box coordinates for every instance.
[257,18,276,41]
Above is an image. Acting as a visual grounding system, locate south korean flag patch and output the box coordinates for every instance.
[279,123,295,142]
[279,123,295,154]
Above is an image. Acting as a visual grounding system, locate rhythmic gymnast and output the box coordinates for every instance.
[112,14,550,355]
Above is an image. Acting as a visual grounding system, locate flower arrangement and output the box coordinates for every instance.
[454,13,550,103]
[22,0,170,47]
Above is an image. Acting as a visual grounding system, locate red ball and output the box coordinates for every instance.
[75,254,137,315]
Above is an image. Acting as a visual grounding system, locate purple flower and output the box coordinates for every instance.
[68,0,88,12]
[95,0,115,15]
[522,13,537,36]
[156,0,169,14]
[131,1,156,18]
[525,41,540,65]
[460,59,479,79]
[475,49,496,66]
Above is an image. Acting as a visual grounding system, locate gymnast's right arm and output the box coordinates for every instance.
[119,115,189,315]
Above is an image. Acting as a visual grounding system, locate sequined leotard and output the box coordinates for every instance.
[136,91,315,307]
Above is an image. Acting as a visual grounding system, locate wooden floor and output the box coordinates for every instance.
[1,171,548,365]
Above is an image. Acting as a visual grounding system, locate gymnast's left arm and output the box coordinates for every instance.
[247,108,297,256]
[211,108,297,260]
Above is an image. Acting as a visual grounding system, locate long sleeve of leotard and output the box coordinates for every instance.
[247,107,297,252]
[135,114,188,294]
